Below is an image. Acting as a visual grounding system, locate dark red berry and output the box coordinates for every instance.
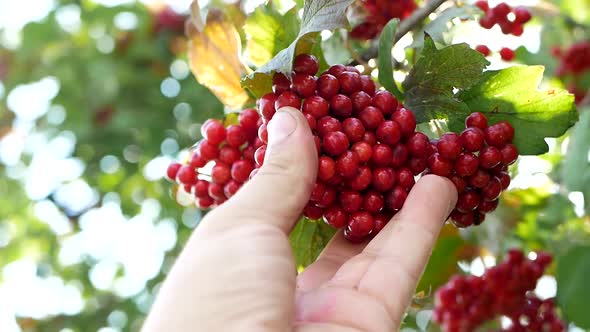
[318,156,336,181]
[363,191,384,213]
[254,145,266,166]
[202,119,226,145]
[450,210,474,228]
[226,125,247,147]
[408,156,428,175]
[330,94,353,118]
[351,141,373,162]
[323,131,350,156]
[304,203,324,220]
[350,91,373,113]
[328,64,347,77]
[376,120,402,146]
[499,47,515,61]
[397,167,415,190]
[479,16,495,29]
[342,118,366,142]
[469,169,491,188]
[406,132,430,157]
[336,151,360,178]
[373,213,391,233]
[339,190,363,213]
[513,6,532,24]
[348,211,375,237]
[275,91,301,110]
[198,196,215,208]
[455,153,479,177]
[198,140,219,161]
[372,167,396,192]
[465,112,488,130]
[428,153,454,177]
[293,54,319,75]
[372,90,397,116]
[500,143,519,165]
[348,166,372,191]
[359,106,385,130]
[359,75,376,95]
[231,160,254,183]
[208,182,226,201]
[324,206,348,228]
[479,146,502,169]
[302,96,329,119]
[317,74,340,99]
[194,180,209,198]
[482,176,503,201]
[437,133,463,160]
[475,0,489,12]
[479,199,499,213]
[391,108,416,137]
[338,71,361,94]
[492,3,511,18]
[497,120,515,142]
[303,112,316,130]
[385,186,407,210]
[224,180,241,198]
[317,116,343,137]
[498,171,511,190]
[484,124,508,147]
[166,162,182,180]
[461,127,485,152]
[189,153,207,168]
[291,73,317,98]
[391,143,409,167]
[239,108,260,130]
[212,162,231,184]
[362,131,377,146]
[372,144,393,166]
[457,190,481,212]
[475,45,491,56]
[449,174,467,193]
[272,73,291,94]
[258,93,278,121]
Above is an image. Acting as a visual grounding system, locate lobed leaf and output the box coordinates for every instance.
[557,245,590,328]
[290,218,337,268]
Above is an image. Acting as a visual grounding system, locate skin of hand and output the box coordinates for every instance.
[142,107,458,332]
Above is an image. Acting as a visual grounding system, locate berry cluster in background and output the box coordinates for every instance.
[433,249,565,332]
[474,0,532,61]
[553,41,590,104]
[165,54,520,242]
[350,0,417,39]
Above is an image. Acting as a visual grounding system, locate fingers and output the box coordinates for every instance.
[211,107,318,233]
[328,175,457,321]
[297,231,366,293]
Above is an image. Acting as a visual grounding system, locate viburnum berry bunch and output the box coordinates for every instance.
[433,249,565,332]
[350,0,417,39]
[166,54,519,242]
[553,41,590,104]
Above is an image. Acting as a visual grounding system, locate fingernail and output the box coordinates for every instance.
[268,110,297,146]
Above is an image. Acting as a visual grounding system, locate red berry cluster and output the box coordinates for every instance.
[433,249,565,332]
[350,0,417,40]
[553,41,590,104]
[474,1,531,61]
[153,6,187,35]
[430,112,517,227]
[166,109,263,208]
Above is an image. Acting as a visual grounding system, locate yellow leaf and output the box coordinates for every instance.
[187,9,249,109]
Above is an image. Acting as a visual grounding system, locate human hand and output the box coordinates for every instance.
[142,107,457,332]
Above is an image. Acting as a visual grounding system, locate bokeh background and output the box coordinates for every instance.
[0,0,589,331]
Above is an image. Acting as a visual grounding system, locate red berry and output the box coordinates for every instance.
[450,210,474,228]
[350,91,372,113]
[231,160,254,183]
[336,151,360,178]
[500,144,519,165]
[499,47,515,61]
[428,153,454,177]
[408,156,428,175]
[376,120,402,146]
[303,96,329,118]
[303,112,317,130]
[359,106,385,130]
[373,213,391,233]
[479,146,502,169]
[372,167,396,192]
[323,131,350,156]
[258,93,278,121]
[437,133,463,160]
[406,132,430,157]
[304,203,324,220]
[293,54,319,75]
[449,174,467,193]
[343,227,365,243]
[317,74,340,99]
[465,112,488,130]
[166,162,182,180]
[239,108,260,130]
[224,180,241,198]
[479,16,495,29]
[359,75,376,95]
[272,73,291,94]
[189,153,207,168]
[392,108,416,137]
[497,120,515,142]
[479,199,499,213]
[484,124,508,147]
[475,45,491,56]
[469,169,491,188]
[226,125,247,147]
[324,206,348,228]
[202,119,226,145]
[310,182,327,203]
[513,6,532,24]
[348,166,372,191]
[317,116,342,137]
[197,140,219,161]
[475,0,489,12]
[330,94,353,118]
[316,187,337,208]
[363,191,384,213]
[511,24,524,36]
[455,152,479,177]
[254,145,267,166]
[194,180,210,198]
[338,71,361,94]
[258,123,268,143]
[362,131,377,145]
[318,156,336,181]
[372,90,398,116]
[242,145,256,162]
[391,143,409,167]
[397,167,415,190]
[492,3,511,18]
[275,91,301,110]
[212,163,231,184]
[457,190,481,212]
[351,141,373,162]
[385,186,407,210]
[342,118,366,143]
[339,190,363,213]
[198,196,215,209]
[208,182,226,201]
[498,171,511,190]
[328,64,347,77]
[292,73,317,98]
[372,144,393,166]
[460,127,485,152]
[482,176,502,201]
[348,211,375,237]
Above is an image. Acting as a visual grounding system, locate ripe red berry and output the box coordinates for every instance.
[455,153,479,177]
[254,145,266,166]
[492,2,511,18]
[511,24,524,36]
[478,199,499,213]
[338,71,362,94]
[497,171,511,190]
[303,96,329,118]
[351,141,373,162]
[481,176,502,201]
[501,144,519,165]
[457,190,481,212]
[372,167,396,192]
[339,190,363,213]
[323,131,350,156]
[469,169,491,188]
[513,6,532,24]
[391,143,409,167]
[310,182,327,202]
[198,196,215,208]
[406,132,430,157]
[328,64,347,77]
[317,116,343,137]
[460,127,485,152]
[348,211,375,237]
[376,120,402,146]
[291,73,317,98]
[450,210,474,228]
[475,45,491,56]
[373,213,391,233]
[342,118,366,142]
[348,166,372,191]
[224,180,241,198]
[208,182,226,201]
[194,179,209,198]
[293,54,319,76]
[475,0,489,12]
[372,90,397,116]
[303,112,317,130]
[479,146,503,169]
[239,108,260,130]
[258,123,268,143]
[197,140,219,160]
[397,167,415,190]
[499,47,515,61]
[304,203,324,220]
[212,162,231,184]
[465,112,488,129]
[189,153,207,168]
[392,108,416,137]
[202,119,226,145]
[437,133,463,160]
[317,74,340,99]
[359,75,376,95]
[449,174,467,193]
[318,156,336,181]
[408,156,428,175]
[497,120,515,142]
[428,153,454,176]
[166,162,182,180]
[479,16,495,29]
[336,151,360,178]
[231,160,254,183]
[362,131,377,146]
[324,206,348,228]
[258,93,278,121]
[372,144,394,166]
[385,186,407,210]
[363,191,384,213]
[275,91,301,110]
[484,124,508,147]
[330,94,353,118]
[226,125,247,147]
[272,73,291,94]
[359,106,385,130]
[350,91,372,113]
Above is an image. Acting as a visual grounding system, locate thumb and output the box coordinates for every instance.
[218,107,318,233]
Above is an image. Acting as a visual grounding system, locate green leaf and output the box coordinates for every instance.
[290,218,337,268]
[402,36,489,123]
[562,108,590,192]
[244,6,300,67]
[242,0,355,97]
[454,66,578,155]
[416,231,465,292]
[557,245,590,328]
[378,19,403,101]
